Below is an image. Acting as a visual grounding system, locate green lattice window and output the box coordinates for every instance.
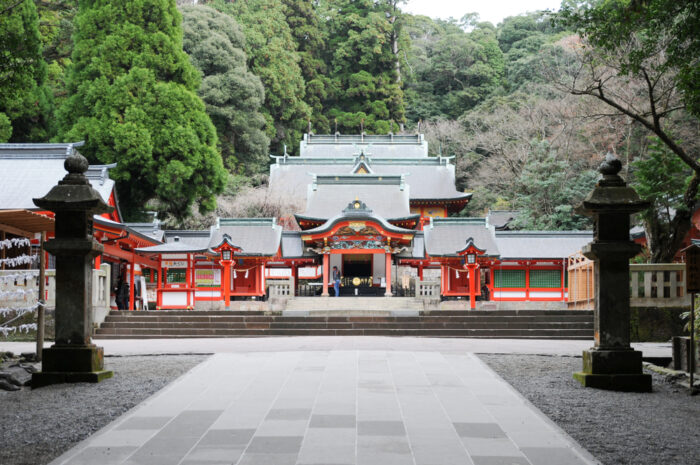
[166,269,186,284]
[493,270,526,288]
[530,270,561,288]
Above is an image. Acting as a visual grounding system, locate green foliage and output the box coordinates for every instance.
[282,0,331,133]
[404,16,504,121]
[322,0,406,133]
[559,0,700,117]
[181,5,269,175]
[209,0,310,154]
[0,112,11,142]
[58,0,226,220]
[0,0,53,141]
[511,141,597,230]
[632,137,690,220]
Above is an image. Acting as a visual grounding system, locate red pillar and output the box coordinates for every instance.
[293,265,299,296]
[322,254,330,296]
[385,252,392,296]
[128,259,135,311]
[440,265,446,297]
[468,264,477,310]
[94,254,101,270]
[222,263,231,308]
[157,258,163,309]
[525,263,530,301]
[418,264,423,281]
[260,263,266,296]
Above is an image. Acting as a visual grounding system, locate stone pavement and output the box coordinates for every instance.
[0,337,671,358]
[48,348,601,465]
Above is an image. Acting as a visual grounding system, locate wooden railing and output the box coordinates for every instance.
[630,263,689,308]
[567,252,691,309]
[567,252,594,310]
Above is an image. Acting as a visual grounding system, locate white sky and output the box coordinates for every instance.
[403,0,562,25]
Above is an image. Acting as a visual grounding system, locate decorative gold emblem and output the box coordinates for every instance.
[352,277,361,286]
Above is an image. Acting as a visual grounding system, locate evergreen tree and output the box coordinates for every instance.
[181,5,269,175]
[0,0,53,141]
[281,0,331,133]
[512,141,596,230]
[58,0,226,221]
[323,0,406,133]
[209,0,310,154]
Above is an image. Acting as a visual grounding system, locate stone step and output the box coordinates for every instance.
[95,309,594,340]
[99,321,592,330]
[94,328,592,337]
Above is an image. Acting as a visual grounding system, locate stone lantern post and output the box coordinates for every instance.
[573,153,652,392]
[31,151,114,388]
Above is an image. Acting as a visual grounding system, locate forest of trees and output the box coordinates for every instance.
[0,0,697,262]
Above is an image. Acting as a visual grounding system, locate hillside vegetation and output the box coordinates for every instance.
[0,0,697,261]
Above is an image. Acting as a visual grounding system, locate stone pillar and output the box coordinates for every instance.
[31,152,114,388]
[573,153,652,392]
[322,254,330,296]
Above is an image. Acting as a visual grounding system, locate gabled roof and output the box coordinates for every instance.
[211,218,283,256]
[494,230,593,259]
[424,218,499,257]
[125,221,165,242]
[299,175,411,220]
[0,142,117,211]
[93,217,162,247]
[487,210,520,231]
[300,199,416,237]
[281,231,316,258]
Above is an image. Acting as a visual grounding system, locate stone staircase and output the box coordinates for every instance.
[94,308,594,339]
[283,297,424,314]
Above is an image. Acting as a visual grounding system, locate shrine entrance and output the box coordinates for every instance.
[341,253,379,296]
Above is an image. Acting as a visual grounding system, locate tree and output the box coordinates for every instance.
[181,5,269,175]
[322,0,406,133]
[281,0,331,133]
[58,0,226,221]
[209,0,310,153]
[511,140,596,230]
[0,0,53,141]
[557,0,700,261]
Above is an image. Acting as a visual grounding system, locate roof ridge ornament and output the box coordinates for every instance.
[343,198,373,216]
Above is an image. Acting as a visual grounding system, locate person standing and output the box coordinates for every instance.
[332,266,341,297]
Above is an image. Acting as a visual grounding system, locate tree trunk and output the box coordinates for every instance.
[644,173,699,263]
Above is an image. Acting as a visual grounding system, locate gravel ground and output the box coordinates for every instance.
[0,354,208,465]
[479,354,700,465]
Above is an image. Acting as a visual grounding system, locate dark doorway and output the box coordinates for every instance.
[343,254,372,277]
[340,254,380,296]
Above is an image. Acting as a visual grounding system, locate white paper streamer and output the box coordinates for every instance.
[0,238,31,250]
[0,271,39,283]
[0,323,37,337]
[0,254,38,267]
[0,289,35,299]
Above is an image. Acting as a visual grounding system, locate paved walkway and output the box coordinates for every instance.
[0,337,671,357]
[47,347,601,465]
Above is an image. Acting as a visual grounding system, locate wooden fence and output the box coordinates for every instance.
[567,252,691,309]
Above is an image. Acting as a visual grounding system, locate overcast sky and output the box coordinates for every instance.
[403,0,562,25]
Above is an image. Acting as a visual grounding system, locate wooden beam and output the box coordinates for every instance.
[0,221,33,238]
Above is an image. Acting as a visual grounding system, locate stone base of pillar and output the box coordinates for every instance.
[573,349,651,392]
[32,344,113,388]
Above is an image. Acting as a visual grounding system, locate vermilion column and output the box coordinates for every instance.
[385,252,392,296]
[157,259,163,309]
[128,259,135,311]
[322,254,330,296]
[222,263,231,308]
[467,264,477,310]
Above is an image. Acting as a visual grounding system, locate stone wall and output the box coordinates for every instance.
[630,307,687,342]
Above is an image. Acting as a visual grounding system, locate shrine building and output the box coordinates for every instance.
[134,134,592,309]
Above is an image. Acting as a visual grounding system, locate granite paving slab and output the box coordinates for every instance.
[48,351,601,465]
